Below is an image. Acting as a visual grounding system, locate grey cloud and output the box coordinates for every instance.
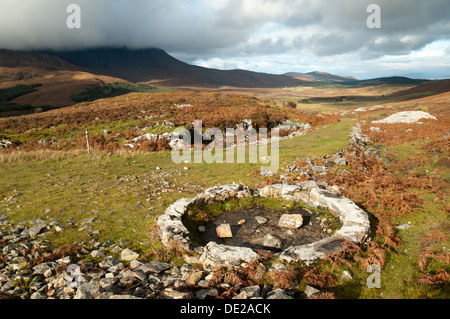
[0,0,449,78]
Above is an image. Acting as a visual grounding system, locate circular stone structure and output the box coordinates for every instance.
[157,183,370,269]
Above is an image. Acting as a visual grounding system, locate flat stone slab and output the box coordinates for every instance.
[372,111,437,124]
[278,214,303,229]
[199,242,258,270]
[216,223,233,238]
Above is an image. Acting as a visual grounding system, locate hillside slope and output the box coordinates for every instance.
[0,49,79,71]
[42,47,306,88]
[284,71,357,83]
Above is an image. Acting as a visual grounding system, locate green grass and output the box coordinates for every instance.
[360,191,449,299]
[323,140,450,299]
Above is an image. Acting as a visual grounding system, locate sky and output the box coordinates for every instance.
[0,0,449,79]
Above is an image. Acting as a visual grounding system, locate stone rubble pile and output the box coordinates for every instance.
[0,140,12,149]
[0,218,317,300]
[124,119,311,152]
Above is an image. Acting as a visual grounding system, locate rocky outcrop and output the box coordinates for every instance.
[372,111,437,124]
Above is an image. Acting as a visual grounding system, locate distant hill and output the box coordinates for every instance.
[388,79,450,100]
[284,72,428,87]
[0,49,131,109]
[284,71,357,83]
[37,47,306,88]
[345,76,428,86]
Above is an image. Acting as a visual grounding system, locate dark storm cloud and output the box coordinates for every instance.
[0,0,449,77]
[0,0,449,55]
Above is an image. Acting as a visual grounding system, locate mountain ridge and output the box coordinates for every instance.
[33,47,307,88]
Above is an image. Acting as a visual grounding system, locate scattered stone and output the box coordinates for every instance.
[260,168,274,176]
[99,257,121,269]
[396,224,411,230]
[82,217,96,225]
[237,219,246,225]
[195,288,219,299]
[350,123,370,146]
[197,225,206,234]
[21,224,47,238]
[278,214,303,229]
[255,216,268,224]
[187,271,204,286]
[242,285,261,298]
[91,250,106,258]
[262,234,282,250]
[311,165,328,174]
[54,225,64,232]
[110,295,143,300]
[304,285,321,298]
[216,223,233,238]
[120,248,139,262]
[370,127,383,132]
[32,262,56,275]
[74,283,103,299]
[30,291,47,299]
[334,157,348,166]
[31,218,47,224]
[342,270,353,281]
[234,285,261,299]
[160,288,193,299]
[146,262,171,274]
[0,139,12,148]
[110,246,123,254]
[266,289,293,299]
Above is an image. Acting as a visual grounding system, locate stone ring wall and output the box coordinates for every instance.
[157,183,370,269]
